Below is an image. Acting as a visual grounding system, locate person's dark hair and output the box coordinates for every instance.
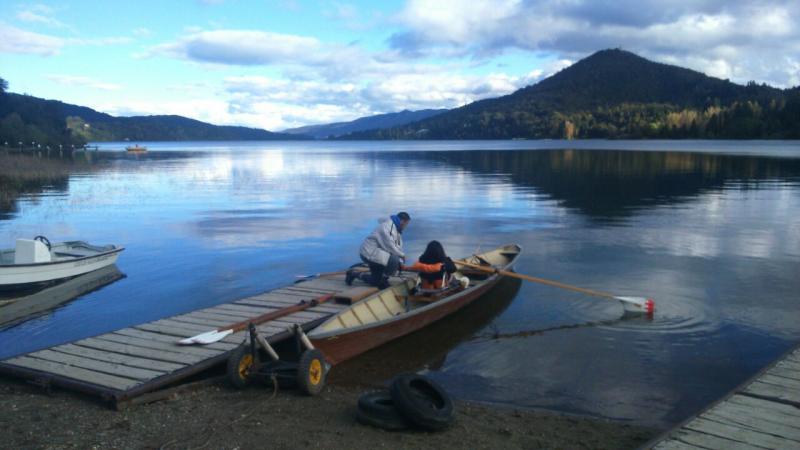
[397,211,410,221]
[419,240,446,264]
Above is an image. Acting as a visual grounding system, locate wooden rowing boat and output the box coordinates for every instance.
[308,244,521,365]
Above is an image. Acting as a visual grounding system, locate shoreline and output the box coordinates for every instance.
[0,375,657,449]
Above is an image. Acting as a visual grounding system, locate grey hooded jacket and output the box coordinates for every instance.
[359,217,404,266]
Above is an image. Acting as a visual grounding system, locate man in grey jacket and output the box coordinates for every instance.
[347,212,411,289]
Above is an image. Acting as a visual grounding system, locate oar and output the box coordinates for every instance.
[177,293,335,345]
[455,260,655,315]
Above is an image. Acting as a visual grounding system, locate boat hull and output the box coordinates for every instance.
[0,248,123,288]
[310,250,518,365]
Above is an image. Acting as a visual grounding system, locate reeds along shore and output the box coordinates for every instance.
[0,152,82,211]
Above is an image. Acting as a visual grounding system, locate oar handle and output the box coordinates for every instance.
[221,293,335,333]
[455,260,617,300]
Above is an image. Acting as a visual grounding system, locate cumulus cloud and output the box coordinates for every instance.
[0,23,131,56]
[150,30,325,66]
[221,69,549,129]
[46,75,122,91]
[391,0,800,87]
[0,23,64,55]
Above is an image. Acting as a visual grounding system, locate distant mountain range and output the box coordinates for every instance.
[0,91,305,147]
[281,109,447,139]
[341,49,800,140]
[3,49,799,146]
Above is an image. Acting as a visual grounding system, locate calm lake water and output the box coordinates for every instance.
[1,140,799,429]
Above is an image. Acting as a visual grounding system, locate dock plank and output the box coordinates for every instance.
[114,328,236,352]
[671,429,763,450]
[653,440,706,450]
[53,344,185,373]
[7,356,139,390]
[705,408,800,441]
[759,373,800,390]
[744,380,800,404]
[97,333,231,355]
[727,394,800,419]
[685,416,791,449]
[74,338,207,365]
[29,349,164,381]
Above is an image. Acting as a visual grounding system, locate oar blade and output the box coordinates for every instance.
[177,329,233,345]
[616,296,655,315]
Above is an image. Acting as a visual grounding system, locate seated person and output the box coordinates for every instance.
[403,240,457,290]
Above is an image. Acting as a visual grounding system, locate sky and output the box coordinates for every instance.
[1,0,799,131]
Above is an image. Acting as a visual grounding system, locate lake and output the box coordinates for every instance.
[1,140,799,429]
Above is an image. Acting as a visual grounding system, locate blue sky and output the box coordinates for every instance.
[1,1,799,131]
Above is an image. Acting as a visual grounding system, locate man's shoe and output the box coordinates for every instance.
[345,270,356,286]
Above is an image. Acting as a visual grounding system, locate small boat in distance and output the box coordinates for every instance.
[126,144,147,152]
[0,237,124,290]
[308,244,521,365]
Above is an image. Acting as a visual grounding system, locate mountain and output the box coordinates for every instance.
[0,89,306,147]
[342,49,800,140]
[281,109,447,139]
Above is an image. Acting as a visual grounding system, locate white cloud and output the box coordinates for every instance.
[390,0,800,87]
[0,23,63,55]
[150,30,324,66]
[46,75,122,91]
[0,23,132,56]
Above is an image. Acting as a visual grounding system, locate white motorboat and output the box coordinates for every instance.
[0,236,124,289]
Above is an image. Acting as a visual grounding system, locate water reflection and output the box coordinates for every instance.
[0,143,798,430]
[383,149,800,222]
[329,277,521,386]
[0,265,124,328]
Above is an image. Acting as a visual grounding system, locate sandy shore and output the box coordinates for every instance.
[0,374,656,450]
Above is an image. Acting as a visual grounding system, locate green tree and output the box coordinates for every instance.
[0,77,7,94]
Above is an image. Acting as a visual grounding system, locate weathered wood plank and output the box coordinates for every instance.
[167,315,242,328]
[727,394,800,419]
[190,309,256,320]
[686,416,791,449]
[7,356,138,390]
[759,373,800,390]
[30,349,164,381]
[145,319,217,333]
[671,429,763,450]
[705,408,800,441]
[235,298,342,314]
[775,360,800,373]
[280,286,337,295]
[653,439,705,450]
[134,322,237,344]
[74,338,207,365]
[211,304,276,315]
[101,331,234,354]
[766,367,800,383]
[54,344,185,373]
[744,380,800,404]
[294,278,347,290]
[114,328,235,352]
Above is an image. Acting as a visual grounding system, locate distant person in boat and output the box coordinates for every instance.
[346,212,411,289]
[403,240,458,290]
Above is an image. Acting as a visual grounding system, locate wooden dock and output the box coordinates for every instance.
[0,275,374,408]
[645,343,800,449]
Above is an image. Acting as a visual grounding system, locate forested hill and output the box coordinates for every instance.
[342,49,800,140]
[0,82,305,147]
[282,108,447,139]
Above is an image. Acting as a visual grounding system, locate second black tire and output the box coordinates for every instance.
[356,390,409,431]
[390,373,454,431]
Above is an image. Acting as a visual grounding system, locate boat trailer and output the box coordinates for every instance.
[226,322,329,395]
